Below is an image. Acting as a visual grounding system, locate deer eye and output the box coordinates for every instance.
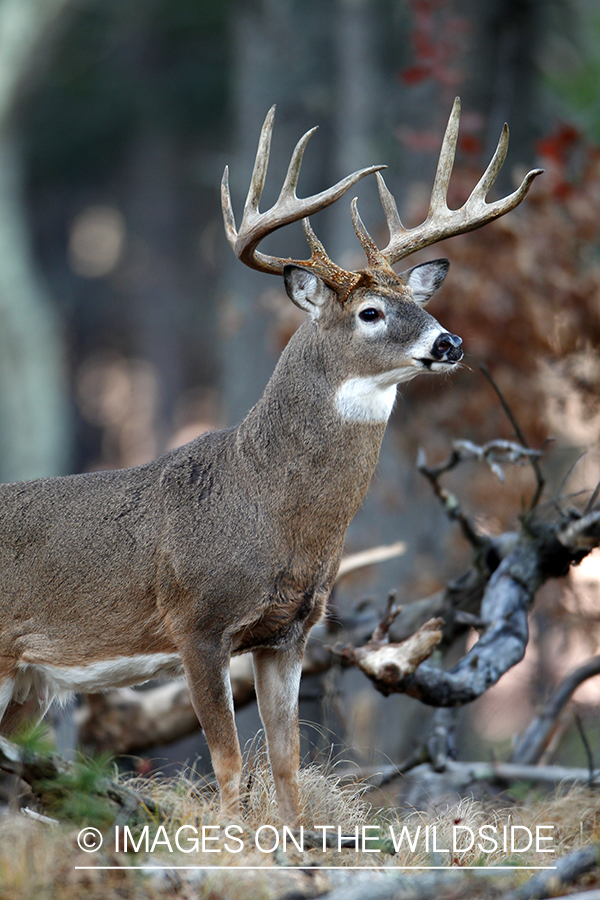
[358,307,383,323]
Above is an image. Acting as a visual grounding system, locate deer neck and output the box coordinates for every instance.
[237,322,388,529]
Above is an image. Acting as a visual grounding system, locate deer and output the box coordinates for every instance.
[0,98,541,825]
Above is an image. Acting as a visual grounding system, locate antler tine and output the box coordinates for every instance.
[243,104,276,219]
[470,122,509,201]
[379,97,543,266]
[302,216,329,259]
[376,171,404,235]
[248,160,386,275]
[350,197,388,269]
[301,217,364,299]
[221,105,386,282]
[429,96,460,215]
[277,125,318,203]
[466,122,543,219]
[221,165,237,251]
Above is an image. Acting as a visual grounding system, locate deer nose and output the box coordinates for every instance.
[432,332,463,362]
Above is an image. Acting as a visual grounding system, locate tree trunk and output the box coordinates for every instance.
[0,0,70,482]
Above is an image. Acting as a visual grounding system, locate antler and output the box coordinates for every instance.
[221,105,385,294]
[352,97,544,267]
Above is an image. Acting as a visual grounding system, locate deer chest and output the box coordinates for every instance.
[232,579,329,653]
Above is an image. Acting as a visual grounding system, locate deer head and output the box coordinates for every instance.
[222,101,542,417]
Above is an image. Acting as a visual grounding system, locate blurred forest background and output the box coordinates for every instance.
[2,0,600,796]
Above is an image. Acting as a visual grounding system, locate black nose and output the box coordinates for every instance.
[432,332,463,362]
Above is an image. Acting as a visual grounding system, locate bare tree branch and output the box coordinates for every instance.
[417,446,486,550]
[337,757,600,793]
[480,364,545,509]
[512,655,600,765]
[419,758,600,789]
[421,439,542,483]
[336,541,406,580]
[427,707,458,771]
[328,618,444,689]
[388,532,519,644]
[337,512,600,706]
[501,843,600,900]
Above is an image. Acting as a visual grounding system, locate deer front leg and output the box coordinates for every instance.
[177,638,242,818]
[253,644,303,826]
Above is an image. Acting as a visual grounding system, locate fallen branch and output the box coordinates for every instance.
[337,758,600,793]
[319,868,519,900]
[328,618,443,689]
[335,511,600,706]
[511,654,600,765]
[428,759,600,789]
[336,541,406,580]
[501,843,600,900]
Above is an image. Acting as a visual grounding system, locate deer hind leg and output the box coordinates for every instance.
[252,644,303,826]
[177,637,243,818]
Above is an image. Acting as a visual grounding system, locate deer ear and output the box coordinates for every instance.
[401,258,450,306]
[283,265,333,317]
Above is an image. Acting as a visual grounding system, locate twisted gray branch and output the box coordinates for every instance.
[337,512,600,707]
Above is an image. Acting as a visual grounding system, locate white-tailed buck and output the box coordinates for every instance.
[0,99,541,824]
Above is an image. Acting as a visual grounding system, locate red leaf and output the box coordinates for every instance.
[401,65,432,85]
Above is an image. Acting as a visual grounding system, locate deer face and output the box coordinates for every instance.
[283,260,463,423]
[346,259,463,380]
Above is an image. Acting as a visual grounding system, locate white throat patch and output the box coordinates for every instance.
[335,376,398,423]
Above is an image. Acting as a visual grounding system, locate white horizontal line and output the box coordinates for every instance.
[74,865,557,871]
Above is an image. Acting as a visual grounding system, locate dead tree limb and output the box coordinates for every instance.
[501,843,600,900]
[419,439,543,485]
[318,848,600,900]
[336,757,600,793]
[388,532,519,645]
[336,541,406,580]
[480,363,546,509]
[333,511,600,706]
[328,618,444,689]
[511,654,600,765]
[417,446,487,551]
[412,758,600,790]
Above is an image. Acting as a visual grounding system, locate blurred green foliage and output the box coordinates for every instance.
[35,752,118,828]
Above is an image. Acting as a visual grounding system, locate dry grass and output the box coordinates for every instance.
[1,761,600,899]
